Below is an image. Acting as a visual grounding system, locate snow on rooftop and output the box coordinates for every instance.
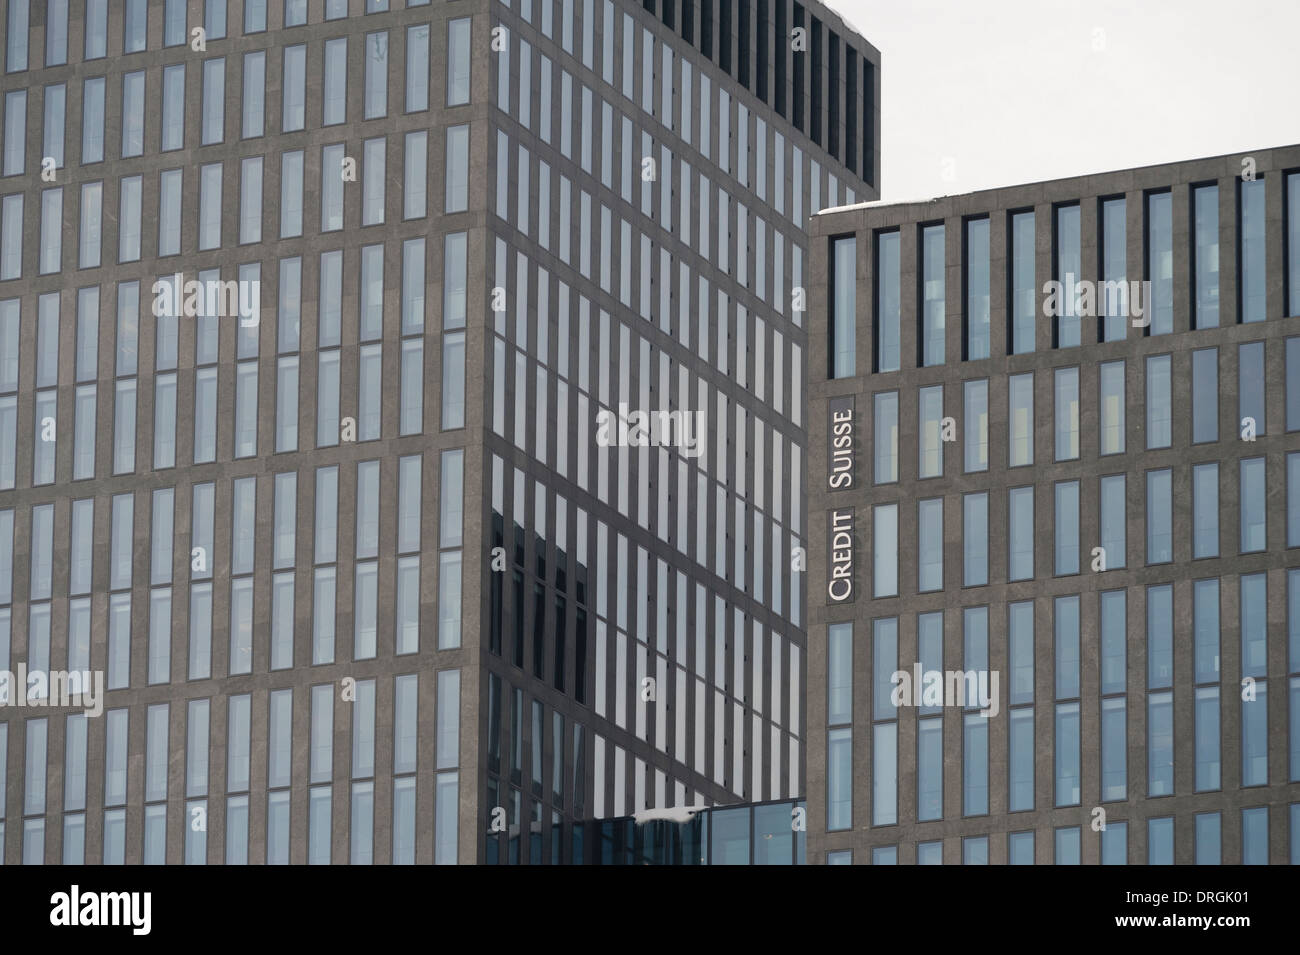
[814,194,966,216]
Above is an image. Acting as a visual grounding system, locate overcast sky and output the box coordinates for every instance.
[827,0,1300,202]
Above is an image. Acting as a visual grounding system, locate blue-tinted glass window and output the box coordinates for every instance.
[1101,197,1127,342]
[921,224,944,366]
[1054,827,1080,865]
[963,493,988,587]
[1100,474,1125,570]
[1193,463,1219,558]
[1194,579,1220,684]
[965,217,990,359]
[1239,341,1265,437]
[1192,348,1218,443]
[830,236,856,378]
[1010,211,1035,353]
[962,836,988,865]
[1242,573,1267,678]
[918,498,943,593]
[1009,707,1033,812]
[1240,457,1266,552]
[1054,702,1080,806]
[1008,486,1034,581]
[1242,682,1268,787]
[1101,822,1127,864]
[1146,469,1172,563]
[1146,191,1173,335]
[1240,178,1266,323]
[1289,173,1300,317]
[1146,354,1172,448]
[1242,808,1267,864]
[875,231,900,372]
[1054,481,1079,575]
[1100,590,1126,695]
[1195,686,1220,792]
[1193,184,1219,328]
[1054,204,1081,347]
[1148,583,1174,689]
[1009,831,1034,864]
[1148,691,1174,797]
[1195,812,1221,865]
[1101,696,1126,801]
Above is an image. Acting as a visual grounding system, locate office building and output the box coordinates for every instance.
[0,0,877,864]
[807,145,1300,864]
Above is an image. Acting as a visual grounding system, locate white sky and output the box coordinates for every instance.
[827,0,1300,201]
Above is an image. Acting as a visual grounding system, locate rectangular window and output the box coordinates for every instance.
[963,493,988,587]
[1193,463,1219,558]
[1099,475,1126,570]
[918,385,943,478]
[243,52,265,138]
[921,224,945,366]
[1146,355,1172,449]
[1241,457,1266,552]
[1054,367,1079,460]
[1148,691,1174,796]
[1193,184,1220,328]
[1008,373,1033,466]
[964,379,988,472]
[445,125,469,213]
[918,498,943,593]
[448,19,471,106]
[875,231,900,372]
[830,236,856,378]
[202,58,225,145]
[1239,341,1265,437]
[1054,204,1081,347]
[364,32,388,119]
[873,504,898,598]
[323,38,347,125]
[1240,178,1266,322]
[406,25,430,112]
[1101,196,1128,342]
[1192,348,1218,443]
[1054,481,1079,575]
[1146,469,1173,563]
[283,45,306,131]
[1099,361,1125,454]
[1010,211,1035,353]
[1146,191,1173,334]
[965,218,990,359]
[1008,486,1034,582]
[873,392,898,483]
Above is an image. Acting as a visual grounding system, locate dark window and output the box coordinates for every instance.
[662,0,674,30]
[828,32,840,159]
[719,1,731,73]
[554,595,566,692]
[533,583,546,678]
[845,50,857,171]
[575,608,588,704]
[862,60,873,183]
[738,2,749,88]
[793,4,805,132]
[682,0,694,43]
[756,0,768,102]
[700,0,712,58]
[775,1,787,117]
[810,18,822,146]
[512,571,525,668]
